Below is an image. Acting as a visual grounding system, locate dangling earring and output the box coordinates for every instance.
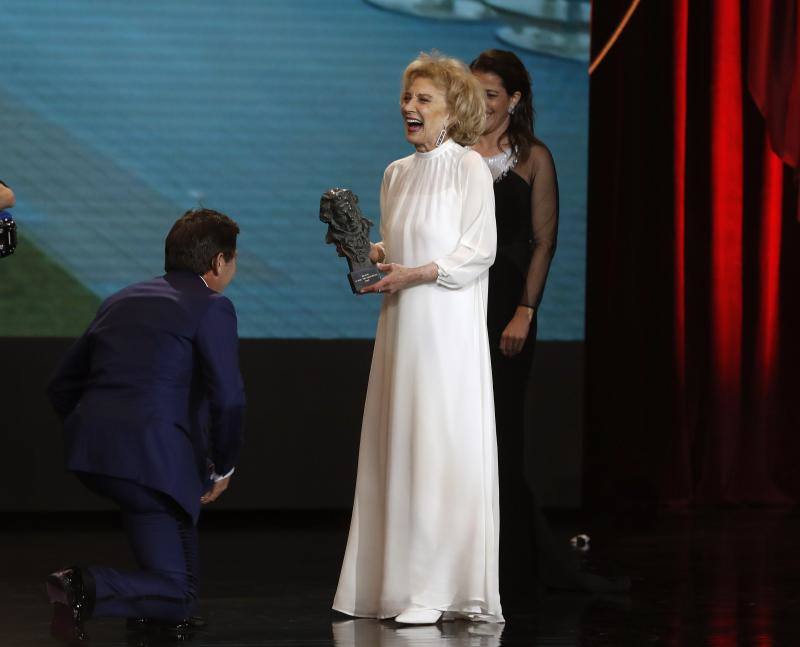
[435,123,448,147]
[508,104,516,115]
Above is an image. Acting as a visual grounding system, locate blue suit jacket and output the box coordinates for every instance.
[47,271,246,521]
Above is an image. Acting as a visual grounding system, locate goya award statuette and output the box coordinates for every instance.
[320,188,384,294]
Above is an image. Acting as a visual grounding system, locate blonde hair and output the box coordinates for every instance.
[401,52,486,146]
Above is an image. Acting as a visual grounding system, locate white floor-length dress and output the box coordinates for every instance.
[333,139,503,622]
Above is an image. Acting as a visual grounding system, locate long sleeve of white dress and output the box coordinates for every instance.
[434,152,497,289]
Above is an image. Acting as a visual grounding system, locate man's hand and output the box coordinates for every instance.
[201,475,231,505]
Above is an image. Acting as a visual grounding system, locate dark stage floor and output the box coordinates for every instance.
[2,508,799,646]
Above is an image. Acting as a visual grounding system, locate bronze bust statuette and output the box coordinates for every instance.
[320,188,384,294]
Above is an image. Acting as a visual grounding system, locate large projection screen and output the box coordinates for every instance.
[0,0,587,341]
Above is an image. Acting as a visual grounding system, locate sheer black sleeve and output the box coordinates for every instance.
[520,145,559,309]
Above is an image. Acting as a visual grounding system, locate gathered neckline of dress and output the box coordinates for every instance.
[413,138,460,159]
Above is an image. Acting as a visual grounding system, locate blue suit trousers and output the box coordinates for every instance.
[76,473,199,623]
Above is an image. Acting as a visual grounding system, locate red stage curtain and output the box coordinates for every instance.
[748,0,800,169]
[585,0,800,506]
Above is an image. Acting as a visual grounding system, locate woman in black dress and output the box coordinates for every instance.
[470,50,628,597]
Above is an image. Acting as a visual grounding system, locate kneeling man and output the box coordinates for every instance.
[45,209,246,641]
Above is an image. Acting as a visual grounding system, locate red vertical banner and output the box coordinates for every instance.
[728,138,789,503]
[701,0,744,501]
[746,139,787,502]
[756,142,783,400]
[670,0,690,503]
[753,136,788,502]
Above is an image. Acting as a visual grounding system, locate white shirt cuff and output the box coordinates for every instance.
[211,467,235,482]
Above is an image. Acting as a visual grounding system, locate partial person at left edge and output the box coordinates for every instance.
[0,179,15,209]
[44,208,246,643]
[0,179,17,258]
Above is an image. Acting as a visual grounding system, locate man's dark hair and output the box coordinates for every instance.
[165,209,240,274]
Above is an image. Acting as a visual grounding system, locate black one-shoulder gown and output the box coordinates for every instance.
[488,153,628,597]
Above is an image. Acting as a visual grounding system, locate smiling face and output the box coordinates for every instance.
[400,76,451,152]
[473,70,520,143]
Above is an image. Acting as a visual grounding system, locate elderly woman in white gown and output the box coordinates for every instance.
[333,52,502,625]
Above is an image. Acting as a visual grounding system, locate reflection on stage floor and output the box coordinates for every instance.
[2,508,799,645]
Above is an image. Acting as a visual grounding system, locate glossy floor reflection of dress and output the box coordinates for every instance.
[332,618,505,647]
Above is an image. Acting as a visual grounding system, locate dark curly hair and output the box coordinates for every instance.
[470,49,536,163]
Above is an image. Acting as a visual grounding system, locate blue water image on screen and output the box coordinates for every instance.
[0,0,586,339]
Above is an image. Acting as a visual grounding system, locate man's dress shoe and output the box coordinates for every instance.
[46,567,94,642]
